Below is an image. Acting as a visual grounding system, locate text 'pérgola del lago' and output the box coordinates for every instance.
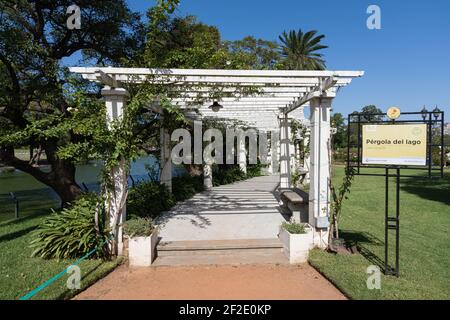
[366,139,423,146]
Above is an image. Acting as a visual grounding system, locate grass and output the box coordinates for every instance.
[309,166,450,300]
[0,213,122,300]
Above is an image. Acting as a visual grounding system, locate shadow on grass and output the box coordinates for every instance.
[54,262,102,300]
[54,258,123,300]
[0,225,38,243]
[400,174,450,206]
[340,230,387,272]
[0,211,50,227]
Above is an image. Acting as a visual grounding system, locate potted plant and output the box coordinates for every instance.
[278,221,314,263]
[123,217,158,267]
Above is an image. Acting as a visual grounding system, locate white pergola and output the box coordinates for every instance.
[70,67,363,252]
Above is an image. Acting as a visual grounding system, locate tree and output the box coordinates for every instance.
[0,1,145,204]
[278,29,328,70]
[359,105,384,122]
[223,36,281,70]
[331,112,347,149]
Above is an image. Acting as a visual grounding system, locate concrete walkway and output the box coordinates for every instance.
[157,175,288,241]
[75,264,346,300]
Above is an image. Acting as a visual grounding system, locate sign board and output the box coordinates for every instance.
[362,124,427,166]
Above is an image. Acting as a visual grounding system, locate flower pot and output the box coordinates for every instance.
[128,230,159,267]
[278,224,314,264]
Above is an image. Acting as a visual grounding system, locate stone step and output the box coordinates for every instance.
[157,238,283,251]
[152,238,288,266]
[157,247,283,257]
[153,251,288,266]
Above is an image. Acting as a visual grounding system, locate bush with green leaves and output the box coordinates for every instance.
[212,164,246,186]
[30,194,109,259]
[123,217,155,237]
[127,181,176,218]
[172,175,204,201]
[282,221,307,234]
[246,163,264,178]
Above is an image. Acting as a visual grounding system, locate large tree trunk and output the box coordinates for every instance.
[45,161,84,204]
[0,145,83,205]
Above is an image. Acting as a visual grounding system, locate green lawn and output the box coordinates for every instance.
[309,166,450,299]
[0,213,122,300]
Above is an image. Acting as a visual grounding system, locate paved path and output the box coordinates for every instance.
[157,175,288,241]
[75,264,346,300]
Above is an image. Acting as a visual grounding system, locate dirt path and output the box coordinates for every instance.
[74,263,346,300]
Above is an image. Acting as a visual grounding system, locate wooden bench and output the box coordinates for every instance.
[280,188,309,223]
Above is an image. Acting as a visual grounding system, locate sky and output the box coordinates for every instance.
[78,0,450,121]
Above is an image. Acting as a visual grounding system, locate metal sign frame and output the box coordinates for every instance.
[346,110,445,276]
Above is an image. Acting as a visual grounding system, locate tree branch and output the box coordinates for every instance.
[0,148,49,183]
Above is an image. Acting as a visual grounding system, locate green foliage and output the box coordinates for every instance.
[127,181,175,219]
[329,166,356,240]
[172,175,204,201]
[291,168,305,187]
[0,212,122,300]
[123,217,155,237]
[223,36,281,70]
[291,119,310,162]
[212,162,264,186]
[0,0,147,202]
[279,29,328,70]
[127,174,204,220]
[282,221,307,234]
[212,165,247,186]
[310,167,450,300]
[331,112,347,149]
[357,105,385,122]
[332,148,348,163]
[29,194,109,260]
[246,163,265,178]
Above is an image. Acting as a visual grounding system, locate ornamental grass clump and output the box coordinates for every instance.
[282,221,307,234]
[123,217,155,238]
[30,194,110,260]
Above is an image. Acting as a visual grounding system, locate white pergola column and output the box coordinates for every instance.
[267,131,278,174]
[289,125,296,174]
[308,96,333,248]
[203,164,213,190]
[160,126,172,192]
[102,87,129,256]
[303,129,311,184]
[239,136,247,174]
[279,114,291,189]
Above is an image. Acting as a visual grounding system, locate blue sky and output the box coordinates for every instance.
[86,0,450,120]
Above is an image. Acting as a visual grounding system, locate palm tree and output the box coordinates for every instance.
[278,29,328,70]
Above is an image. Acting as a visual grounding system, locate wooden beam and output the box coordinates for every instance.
[282,77,337,114]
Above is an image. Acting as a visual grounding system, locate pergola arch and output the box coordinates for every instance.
[70,67,363,252]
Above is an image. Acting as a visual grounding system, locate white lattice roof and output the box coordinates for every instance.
[70,67,363,130]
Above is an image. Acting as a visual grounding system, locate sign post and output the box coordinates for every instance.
[346,108,445,276]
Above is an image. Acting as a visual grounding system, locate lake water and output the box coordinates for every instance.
[0,156,186,221]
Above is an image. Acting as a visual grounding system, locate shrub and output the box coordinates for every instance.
[246,163,264,178]
[127,181,175,219]
[212,164,246,186]
[282,221,307,234]
[123,217,155,237]
[30,194,109,259]
[172,175,204,201]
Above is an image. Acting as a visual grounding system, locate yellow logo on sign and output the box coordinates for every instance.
[387,107,401,120]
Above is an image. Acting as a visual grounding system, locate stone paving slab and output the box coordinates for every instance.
[157,175,288,241]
